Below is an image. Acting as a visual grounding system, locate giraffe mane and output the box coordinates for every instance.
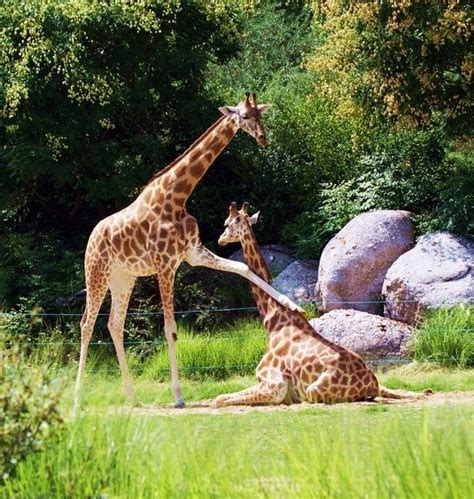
[145,115,227,187]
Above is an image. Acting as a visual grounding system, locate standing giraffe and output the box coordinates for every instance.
[74,94,305,411]
[215,202,431,406]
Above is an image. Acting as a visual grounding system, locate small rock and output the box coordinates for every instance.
[309,309,413,358]
[273,260,319,304]
[230,244,295,276]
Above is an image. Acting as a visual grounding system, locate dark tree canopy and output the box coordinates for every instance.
[0,0,472,311]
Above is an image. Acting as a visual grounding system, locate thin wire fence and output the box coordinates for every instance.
[1,298,456,318]
[2,299,472,378]
[26,357,414,375]
[16,327,474,348]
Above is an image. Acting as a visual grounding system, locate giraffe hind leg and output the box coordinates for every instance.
[305,370,351,404]
[73,263,110,415]
[108,269,136,403]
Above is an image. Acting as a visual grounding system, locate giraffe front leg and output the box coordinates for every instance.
[157,269,184,408]
[214,380,288,407]
[186,245,306,315]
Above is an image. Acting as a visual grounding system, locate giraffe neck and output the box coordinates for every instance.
[241,231,271,283]
[241,230,281,332]
[241,227,327,344]
[145,115,237,207]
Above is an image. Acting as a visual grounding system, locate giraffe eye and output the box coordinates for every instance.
[241,114,248,120]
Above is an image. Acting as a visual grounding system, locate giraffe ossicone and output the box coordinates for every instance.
[73,94,304,414]
[215,202,432,407]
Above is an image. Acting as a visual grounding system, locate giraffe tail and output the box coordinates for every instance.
[55,288,87,306]
[378,385,433,400]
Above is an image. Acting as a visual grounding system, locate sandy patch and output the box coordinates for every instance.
[100,391,474,417]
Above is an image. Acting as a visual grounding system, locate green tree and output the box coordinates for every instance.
[0,0,238,307]
[309,0,473,131]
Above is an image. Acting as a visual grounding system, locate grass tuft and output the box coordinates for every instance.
[413,306,473,368]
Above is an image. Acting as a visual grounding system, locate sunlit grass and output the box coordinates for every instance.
[4,318,474,498]
[55,362,474,412]
[2,406,473,498]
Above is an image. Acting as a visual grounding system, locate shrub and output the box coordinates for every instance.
[0,329,64,482]
[285,124,474,257]
[413,307,474,368]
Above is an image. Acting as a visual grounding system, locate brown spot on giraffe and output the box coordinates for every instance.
[174,196,187,208]
[177,180,194,195]
[190,162,205,178]
[189,150,201,163]
[123,239,132,257]
[112,234,121,252]
[157,240,166,252]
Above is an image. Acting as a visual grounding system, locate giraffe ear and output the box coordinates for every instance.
[219,106,239,116]
[257,104,272,114]
[248,211,260,225]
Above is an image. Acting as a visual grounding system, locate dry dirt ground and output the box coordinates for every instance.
[103,391,474,417]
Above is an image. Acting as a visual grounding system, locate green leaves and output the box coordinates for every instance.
[0,329,64,483]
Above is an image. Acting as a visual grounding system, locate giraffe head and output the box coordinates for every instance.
[219,93,271,147]
[218,202,259,246]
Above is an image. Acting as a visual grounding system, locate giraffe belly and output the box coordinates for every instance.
[111,260,156,277]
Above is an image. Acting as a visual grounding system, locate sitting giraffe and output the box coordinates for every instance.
[74,95,304,412]
[215,202,430,406]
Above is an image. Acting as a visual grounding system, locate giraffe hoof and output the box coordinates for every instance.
[174,399,186,409]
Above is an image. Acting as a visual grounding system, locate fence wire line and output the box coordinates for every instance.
[3,298,469,318]
[13,327,474,347]
[26,357,413,374]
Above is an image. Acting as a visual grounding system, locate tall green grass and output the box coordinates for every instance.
[413,307,473,368]
[2,407,473,498]
[140,320,266,380]
[22,318,267,380]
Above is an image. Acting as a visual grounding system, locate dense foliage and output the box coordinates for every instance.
[0,329,63,482]
[1,0,472,316]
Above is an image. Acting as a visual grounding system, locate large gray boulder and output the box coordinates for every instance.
[230,244,295,276]
[383,232,474,325]
[309,309,413,358]
[316,210,414,314]
[273,260,319,304]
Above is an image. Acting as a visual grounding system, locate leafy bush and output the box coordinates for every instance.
[286,124,473,257]
[413,307,473,368]
[0,329,64,482]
